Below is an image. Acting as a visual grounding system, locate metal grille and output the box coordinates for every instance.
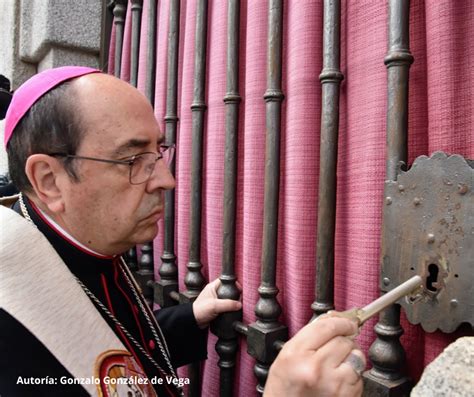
[100,1,472,396]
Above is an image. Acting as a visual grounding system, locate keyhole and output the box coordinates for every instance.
[426,264,439,292]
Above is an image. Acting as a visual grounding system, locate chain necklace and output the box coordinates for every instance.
[118,259,174,366]
[75,277,182,391]
[19,194,183,396]
[19,193,34,224]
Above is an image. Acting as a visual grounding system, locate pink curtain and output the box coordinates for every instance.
[110,0,474,395]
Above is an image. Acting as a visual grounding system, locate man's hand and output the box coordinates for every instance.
[192,279,242,328]
[264,316,365,397]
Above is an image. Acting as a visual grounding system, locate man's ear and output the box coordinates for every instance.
[25,154,66,213]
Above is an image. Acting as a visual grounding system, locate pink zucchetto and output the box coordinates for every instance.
[4,66,100,148]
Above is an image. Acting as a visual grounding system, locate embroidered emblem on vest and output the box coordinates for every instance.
[95,350,157,397]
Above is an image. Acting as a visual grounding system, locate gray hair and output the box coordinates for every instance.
[7,81,84,192]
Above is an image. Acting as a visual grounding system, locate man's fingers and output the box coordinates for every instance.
[337,376,364,397]
[340,349,366,383]
[312,336,356,368]
[214,299,242,314]
[288,316,359,352]
[211,278,243,293]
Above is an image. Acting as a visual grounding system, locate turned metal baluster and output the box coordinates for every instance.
[155,0,180,309]
[126,1,156,282]
[137,244,154,306]
[144,0,160,309]
[126,0,154,305]
[99,0,115,71]
[247,0,288,393]
[113,0,127,77]
[178,2,209,394]
[114,0,136,271]
[210,1,243,395]
[125,248,138,271]
[180,0,208,302]
[364,1,414,396]
[310,0,344,320]
[130,0,143,87]
[145,0,157,106]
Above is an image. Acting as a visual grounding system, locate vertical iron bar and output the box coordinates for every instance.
[113,0,127,77]
[145,0,157,107]
[310,0,344,319]
[247,0,288,394]
[99,0,115,71]
[384,3,413,182]
[144,0,159,309]
[179,1,209,395]
[146,0,165,312]
[181,0,208,302]
[127,0,154,306]
[210,1,243,396]
[113,0,135,272]
[155,0,180,309]
[130,0,143,87]
[364,1,414,396]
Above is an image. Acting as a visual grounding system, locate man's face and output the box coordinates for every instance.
[56,74,175,255]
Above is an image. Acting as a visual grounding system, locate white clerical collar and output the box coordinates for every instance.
[37,207,112,258]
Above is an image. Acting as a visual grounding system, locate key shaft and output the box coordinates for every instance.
[333,275,423,326]
[358,275,423,324]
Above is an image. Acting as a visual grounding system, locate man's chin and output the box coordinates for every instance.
[134,224,159,245]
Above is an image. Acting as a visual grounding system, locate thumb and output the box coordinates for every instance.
[209,278,221,290]
[214,299,242,314]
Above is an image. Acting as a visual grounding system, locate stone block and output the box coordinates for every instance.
[39,47,100,71]
[19,0,101,63]
[411,337,474,397]
[0,0,36,89]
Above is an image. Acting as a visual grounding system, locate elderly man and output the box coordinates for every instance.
[0,67,364,397]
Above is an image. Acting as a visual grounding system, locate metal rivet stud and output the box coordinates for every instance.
[458,183,468,195]
[383,277,390,286]
[450,299,458,308]
[386,197,392,205]
[398,185,405,192]
[427,234,435,244]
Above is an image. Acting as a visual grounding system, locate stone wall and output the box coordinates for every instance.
[0,0,102,176]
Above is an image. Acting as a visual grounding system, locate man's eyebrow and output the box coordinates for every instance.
[114,136,165,156]
[114,139,150,155]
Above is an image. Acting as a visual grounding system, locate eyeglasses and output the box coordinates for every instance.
[49,144,175,185]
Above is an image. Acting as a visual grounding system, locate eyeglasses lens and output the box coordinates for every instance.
[130,153,155,184]
[130,147,175,184]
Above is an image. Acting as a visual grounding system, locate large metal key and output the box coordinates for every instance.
[332,275,423,326]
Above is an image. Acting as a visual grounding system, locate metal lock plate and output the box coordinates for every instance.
[381,152,473,333]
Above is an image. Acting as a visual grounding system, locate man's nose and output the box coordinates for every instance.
[146,160,176,193]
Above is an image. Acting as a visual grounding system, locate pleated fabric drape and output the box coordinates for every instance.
[109,0,474,395]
